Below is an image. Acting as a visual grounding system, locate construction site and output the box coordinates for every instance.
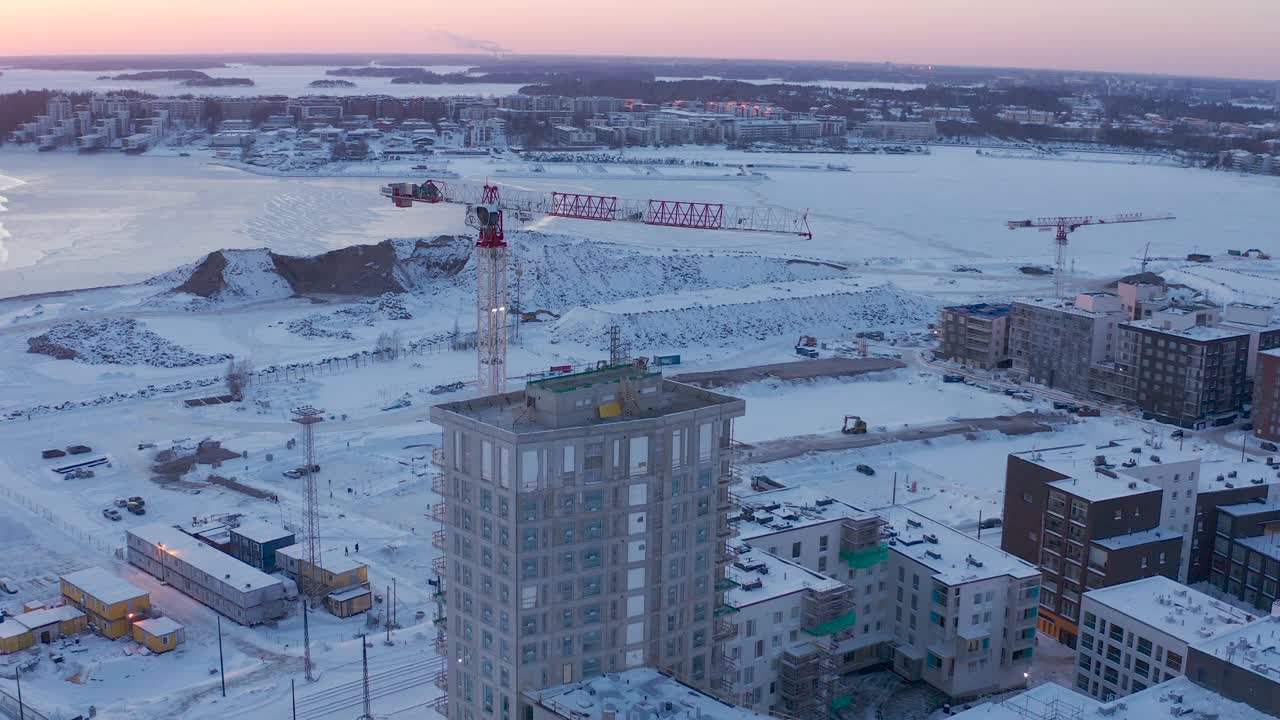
[0,136,1276,720]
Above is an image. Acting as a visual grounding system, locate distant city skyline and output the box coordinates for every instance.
[3,0,1279,81]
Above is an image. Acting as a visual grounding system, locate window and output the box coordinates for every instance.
[792,541,802,559]
[1166,650,1182,672]
[1083,612,1096,629]
[1136,637,1152,656]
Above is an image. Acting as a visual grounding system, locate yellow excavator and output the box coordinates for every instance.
[842,415,867,435]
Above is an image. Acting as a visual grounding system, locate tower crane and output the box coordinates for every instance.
[1006,212,1175,298]
[384,179,812,395]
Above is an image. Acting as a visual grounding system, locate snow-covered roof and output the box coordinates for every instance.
[735,485,874,540]
[1217,497,1280,518]
[230,520,294,545]
[134,616,183,637]
[61,567,149,605]
[129,524,282,593]
[1047,473,1161,502]
[0,619,30,639]
[1263,347,1280,359]
[726,547,844,608]
[1198,459,1280,493]
[523,667,773,720]
[328,585,372,603]
[1123,319,1251,342]
[1092,527,1181,550]
[276,544,367,575]
[1188,615,1280,684]
[880,506,1040,584]
[1015,441,1204,482]
[952,677,1273,720]
[1083,576,1256,645]
[927,682,1098,720]
[1237,535,1280,561]
[13,605,85,630]
[1015,297,1123,318]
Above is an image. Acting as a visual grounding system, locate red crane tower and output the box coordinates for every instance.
[1007,212,1174,298]
[386,180,811,395]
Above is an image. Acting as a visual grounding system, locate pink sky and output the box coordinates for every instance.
[3,0,1278,80]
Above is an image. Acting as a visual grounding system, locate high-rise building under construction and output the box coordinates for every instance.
[429,363,746,720]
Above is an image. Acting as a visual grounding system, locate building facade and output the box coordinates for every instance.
[1002,451,1185,648]
[1118,317,1250,428]
[1255,349,1280,442]
[60,567,151,639]
[937,304,1012,370]
[1075,576,1256,701]
[127,524,286,626]
[429,365,746,720]
[1010,295,1127,397]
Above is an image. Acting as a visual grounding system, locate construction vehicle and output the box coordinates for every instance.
[842,416,867,435]
[797,335,817,348]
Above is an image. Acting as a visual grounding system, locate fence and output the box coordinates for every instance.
[0,484,120,557]
[0,686,48,720]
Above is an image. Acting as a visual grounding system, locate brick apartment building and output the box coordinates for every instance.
[1118,317,1250,428]
[1255,349,1280,442]
[937,304,1011,370]
[1002,452,1181,648]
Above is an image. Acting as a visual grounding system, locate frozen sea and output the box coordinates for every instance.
[0,64,526,98]
[0,145,1278,298]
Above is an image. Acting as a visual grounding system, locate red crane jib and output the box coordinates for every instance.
[550,192,618,221]
[646,200,725,231]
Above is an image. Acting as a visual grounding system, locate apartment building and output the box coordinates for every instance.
[1002,450,1185,648]
[1254,349,1280,442]
[126,523,286,626]
[1204,497,1280,611]
[428,364,746,720]
[950,675,1274,720]
[1117,315,1250,428]
[1187,614,1280,717]
[937,304,1012,370]
[736,491,1040,707]
[1189,468,1276,584]
[1218,303,1280,380]
[1010,294,1127,397]
[1075,576,1256,700]
[718,546,849,713]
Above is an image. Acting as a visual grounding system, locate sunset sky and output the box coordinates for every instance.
[3,0,1278,80]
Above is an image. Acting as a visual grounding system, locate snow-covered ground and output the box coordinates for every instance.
[0,139,1276,719]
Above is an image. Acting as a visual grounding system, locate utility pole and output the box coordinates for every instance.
[359,635,373,720]
[291,678,298,720]
[392,577,398,630]
[217,615,226,697]
[977,510,983,540]
[891,471,897,506]
[15,667,24,720]
[386,583,392,643]
[302,597,314,681]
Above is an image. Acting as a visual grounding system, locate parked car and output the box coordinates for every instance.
[126,502,146,516]
[113,497,128,508]
[979,517,1003,530]
[102,508,122,521]
[66,444,93,455]
[942,374,965,384]
[1261,441,1278,452]
[1076,407,1101,417]
[0,577,19,594]
[856,464,875,476]
[41,449,67,459]
[127,496,145,507]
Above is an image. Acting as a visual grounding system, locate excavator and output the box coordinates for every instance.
[842,415,867,435]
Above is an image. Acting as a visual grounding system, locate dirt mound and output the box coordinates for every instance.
[151,236,472,309]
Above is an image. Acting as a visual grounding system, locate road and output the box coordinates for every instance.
[736,411,1064,465]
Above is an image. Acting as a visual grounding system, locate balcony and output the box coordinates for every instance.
[714,619,737,641]
[431,555,447,576]
[432,529,447,551]
[427,503,446,523]
[431,474,447,497]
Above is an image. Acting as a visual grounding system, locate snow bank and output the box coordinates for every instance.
[551,280,941,350]
[1162,264,1280,305]
[27,318,231,367]
[286,293,414,340]
[511,235,850,310]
